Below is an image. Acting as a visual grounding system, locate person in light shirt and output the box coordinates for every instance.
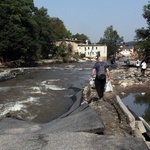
[135,60,140,71]
[141,60,147,76]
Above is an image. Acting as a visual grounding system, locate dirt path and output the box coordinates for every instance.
[82,67,150,137]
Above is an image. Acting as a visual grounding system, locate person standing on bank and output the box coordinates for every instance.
[126,59,130,71]
[96,51,100,60]
[90,57,111,100]
[141,60,147,76]
[136,60,140,71]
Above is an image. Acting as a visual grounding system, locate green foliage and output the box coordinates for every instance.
[0,0,35,61]
[80,53,85,58]
[67,43,73,53]
[0,0,91,63]
[72,33,91,43]
[31,7,53,59]
[50,17,68,41]
[98,25,124,57]
[143,2,150,26]
[135,2,150,57]
[52,41,75,63]
[66,30,72,39]
[54,42,72,57]
[0,0,69,62]
[135,40,150,57]
[55,42,66,56]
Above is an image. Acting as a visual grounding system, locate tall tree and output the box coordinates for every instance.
[26,8,68,59]
[0,0,86,62]
[0,0,35,61]
[31,7,54,59]
[135,2,150,57]
[98,25,124,57]
[50,17,67,41]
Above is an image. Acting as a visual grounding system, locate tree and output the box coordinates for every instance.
[0,0,87,62]
[135,2,150,57]
[98,25,124,57]
[31,7,54,59]
[27,8,68,60]
[0,0,69,61]
[72,33,91,43]
[0,0,36,61]
[50,17,68,41]
[65,30,72,39]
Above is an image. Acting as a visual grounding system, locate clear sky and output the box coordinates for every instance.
[33,0,148,43]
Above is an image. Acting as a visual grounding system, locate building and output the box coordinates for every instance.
[118,42,136,59]
[77,43,107,59]
[56,39,107,59]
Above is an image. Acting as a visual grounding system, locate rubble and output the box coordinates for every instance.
[82,66,150,148]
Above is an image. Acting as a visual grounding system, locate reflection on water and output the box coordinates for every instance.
[122,93,150,124]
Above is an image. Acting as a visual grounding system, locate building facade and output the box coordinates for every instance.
[118,42,135,59]
[56,39,107,59]
[77,44,107,59]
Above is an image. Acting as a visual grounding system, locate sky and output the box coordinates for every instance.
[33,0,149,43]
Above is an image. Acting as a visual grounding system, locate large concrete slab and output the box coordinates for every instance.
[0,132,149,150]
[0,90,149,150]
[39,103,104,134]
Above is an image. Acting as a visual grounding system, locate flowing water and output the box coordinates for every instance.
[0,62,94,123]
[0,62,150,124]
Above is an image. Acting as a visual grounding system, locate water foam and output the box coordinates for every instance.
[0,97,40,118]
[45,84,65,90]
[30,87,46,95]
[0,102,26,116]
[41,80,66,91]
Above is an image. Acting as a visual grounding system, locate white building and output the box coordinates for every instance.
[56,39,107,59]
[77,44,107,59]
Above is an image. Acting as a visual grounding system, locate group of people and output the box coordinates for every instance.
[90,57,147,101]
[136,59,147,76]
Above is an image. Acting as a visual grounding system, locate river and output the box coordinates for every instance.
[0,61,150,124]
[0,62,93,123]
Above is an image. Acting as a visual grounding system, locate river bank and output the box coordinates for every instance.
[82,65,150,148]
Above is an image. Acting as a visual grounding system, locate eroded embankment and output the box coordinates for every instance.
[82,85,133,136]
[82,66,150,148]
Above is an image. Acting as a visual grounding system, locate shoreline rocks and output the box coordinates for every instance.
[0,68,24,82]
[81,65,150,148]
